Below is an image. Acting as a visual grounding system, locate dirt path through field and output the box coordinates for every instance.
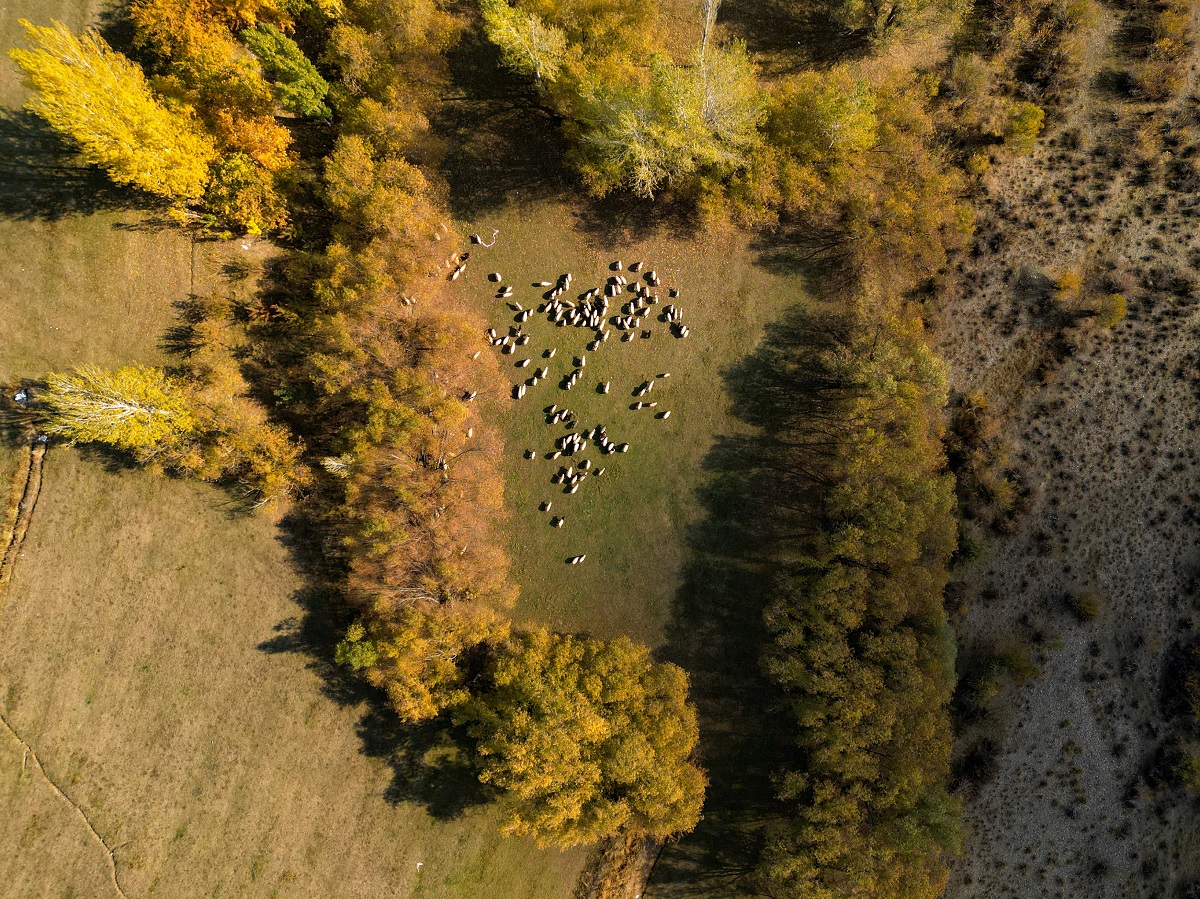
[0,432,44,599]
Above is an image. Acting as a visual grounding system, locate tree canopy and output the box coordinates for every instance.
[241,23,331,117]
[41,365,198,452]
[10,19,216,200]
[460,628,706,847]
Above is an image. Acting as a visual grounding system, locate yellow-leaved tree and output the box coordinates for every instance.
[9,19,216,200]
[40,364,198,453]
[459,627,707,847]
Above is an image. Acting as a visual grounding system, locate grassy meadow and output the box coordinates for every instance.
[464,201,804,647]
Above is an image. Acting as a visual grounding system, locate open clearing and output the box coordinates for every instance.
[464,202,803,647]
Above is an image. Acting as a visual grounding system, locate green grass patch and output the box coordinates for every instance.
[463,201,805,646]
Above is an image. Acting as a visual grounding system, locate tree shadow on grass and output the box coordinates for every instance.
[0,109,153,222]
[436,14,573,221]
[257,508,494,821]
[650,304,850,896]
[720,0,872,73]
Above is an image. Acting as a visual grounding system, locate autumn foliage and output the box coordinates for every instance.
[460,628,706,847]
[754,314,960,898]
[9,20,216,201]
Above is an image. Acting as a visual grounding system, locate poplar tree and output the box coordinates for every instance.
[10,19,216,200]
[41,365,198,453]
[479,0,567,82]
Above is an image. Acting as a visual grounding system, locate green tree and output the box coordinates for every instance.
[480,0,567,82]
[460,628,706,847]
[10,19,216,200]
[41,364,198,452]
[240,23,331,116]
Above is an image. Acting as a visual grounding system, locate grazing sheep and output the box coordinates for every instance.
[517,335,531,345]
[629,261,642,272]
[622,332,634,342]
[486,328,497,339]
[545,348,556,358]
[669,287,680,298]
[641,330,652,339]
[579,459,591,470]
[546,404,558,414]
[540,501,552,511]
[599,382,610,394]
[488,272,502,282]
[502,344,515,355]
[535,280,552,287]
[657,372,671,378]
[657,410,671,419]
[616,443,630,453]
[516,358,531,367]
[552,517,565,528]
[566,554,585,564]
[567,483,580,495]
[593,468,605,477]
[548,451,562,460]
[471,351,481,360]
[463,391,477,401]
[499,286,514,298]
[524,450,536,459]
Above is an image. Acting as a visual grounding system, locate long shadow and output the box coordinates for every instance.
[257,505,493,820]
[436,8,573,220]
[0,108,152,221]
[720,0,871,71]
[650,305,851,897]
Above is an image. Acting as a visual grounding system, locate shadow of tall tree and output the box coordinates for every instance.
[720,0,872,73]
[435,7,573,220]
[650,304,853,897]
[0,108,154,221]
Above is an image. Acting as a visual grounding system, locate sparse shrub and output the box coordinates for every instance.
[1169,740,1200,792]
[1055,269,1083,294]
[967,151,991,176]
[1069,590,1104,621]
[1004,102,1045,155]
[1092,292,1126,328]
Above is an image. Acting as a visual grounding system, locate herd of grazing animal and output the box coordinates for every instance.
[463,252,690,564]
